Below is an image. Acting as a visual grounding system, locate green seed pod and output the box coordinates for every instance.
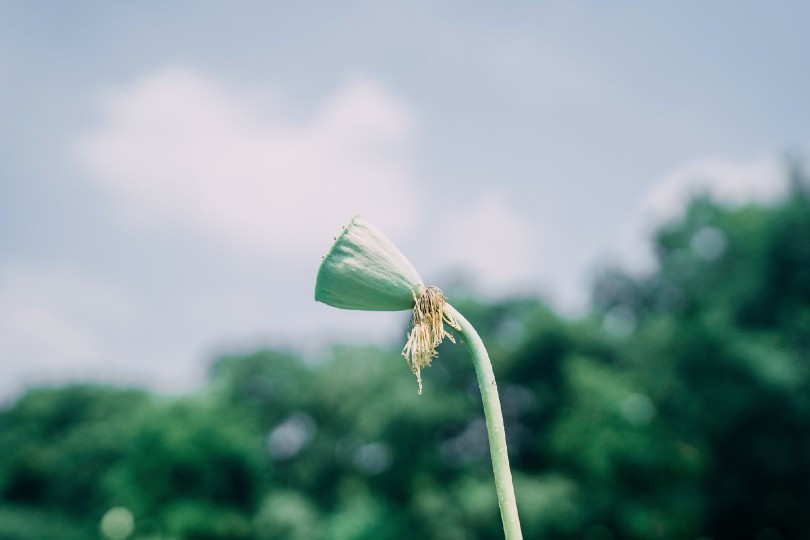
[315,215,424,311]
[315,215,460,394]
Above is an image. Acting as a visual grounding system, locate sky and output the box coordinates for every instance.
[1,1,808,400]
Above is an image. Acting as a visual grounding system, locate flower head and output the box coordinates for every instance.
[315,215,423,311]
[315,215,459,393]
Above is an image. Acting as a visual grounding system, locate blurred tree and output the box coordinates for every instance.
[114,398,265,540]
[1,168,809,539]
[0,386,147,538]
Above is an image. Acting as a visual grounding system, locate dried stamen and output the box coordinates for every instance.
[402,286,461,394]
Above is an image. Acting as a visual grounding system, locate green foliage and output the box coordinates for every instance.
[1,178,809,539]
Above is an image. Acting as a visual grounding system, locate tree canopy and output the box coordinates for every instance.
[2,177,809,540]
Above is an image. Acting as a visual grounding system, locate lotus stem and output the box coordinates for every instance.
[315,215,523,537]
[445,304,522,540]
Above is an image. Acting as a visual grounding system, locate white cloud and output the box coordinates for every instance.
[619,153,788,269]
[639,155,786,225]
[0,263,256,401]
[75,67,419,259]
[0,266,144,399]
[431,191,543,293]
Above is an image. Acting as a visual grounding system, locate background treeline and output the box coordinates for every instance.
[2,175,809,540]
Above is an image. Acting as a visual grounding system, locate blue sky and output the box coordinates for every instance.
[1,2,808,399]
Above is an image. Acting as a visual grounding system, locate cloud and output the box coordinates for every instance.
[619,153,788,269]
[0,265,144,399]
[431,191,544,293]
[75,67,418,259]
[0,263,262,401]
[639,155,787,225]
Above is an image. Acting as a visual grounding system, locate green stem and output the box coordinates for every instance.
[445,304,523,540]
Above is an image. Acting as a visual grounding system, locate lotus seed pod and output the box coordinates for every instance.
[315,215,424,311]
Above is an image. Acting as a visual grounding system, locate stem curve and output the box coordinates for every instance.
[445,303,522,539]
